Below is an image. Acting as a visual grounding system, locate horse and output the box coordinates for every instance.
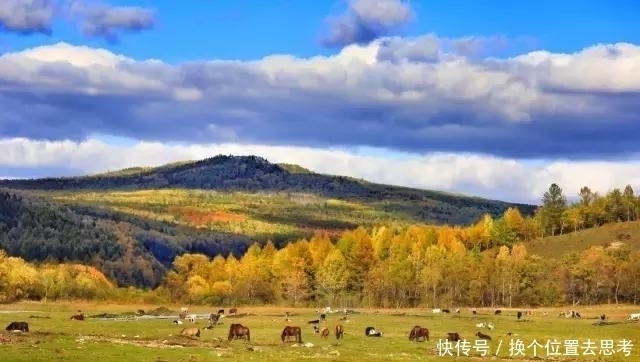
[409,325,429,342]
[228,323,250,342]
[281,326,302,343]
[335,324,344,340]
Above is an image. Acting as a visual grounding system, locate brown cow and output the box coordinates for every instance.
[409,325,429,342]
[70,314,84,321]
[320,327,329,338]
[229,308,238,315]
[180,327,201,338]
[281,326,302,343]
[228,323,250,342]
[447,332,461,342]
[5,321,29,332]
[335,324,344,340]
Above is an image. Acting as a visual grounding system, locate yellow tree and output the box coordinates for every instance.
[316,249,349,305]
[420,245,445,307]
[503,207,526,239]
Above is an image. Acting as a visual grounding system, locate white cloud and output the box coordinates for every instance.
[0,38,638,160]
[1,137,639,205]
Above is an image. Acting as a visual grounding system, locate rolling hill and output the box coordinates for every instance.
[0,155,537,289]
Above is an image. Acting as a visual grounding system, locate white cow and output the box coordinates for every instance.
[628,313,640,321]
[475,322,486,328]
[186,314,197,323]
[432,308,442,314]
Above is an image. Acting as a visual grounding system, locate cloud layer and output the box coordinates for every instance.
[320,0,414,48]
[0,0,154,41]
[2,137,640,205]
[0,39,639,159]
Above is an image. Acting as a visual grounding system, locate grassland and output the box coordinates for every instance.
[1,302,639,362]
[528,221,640,258]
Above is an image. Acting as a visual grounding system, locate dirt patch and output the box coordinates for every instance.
[171,207,247,227]
[75,335,234,350]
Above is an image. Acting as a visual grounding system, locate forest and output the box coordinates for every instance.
[1,181,640,307]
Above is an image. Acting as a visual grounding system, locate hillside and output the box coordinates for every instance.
[0,155,538,290]
[0,155,536,225]
[527,221,640,258]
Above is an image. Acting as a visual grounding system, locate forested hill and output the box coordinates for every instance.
[0,155,536,224]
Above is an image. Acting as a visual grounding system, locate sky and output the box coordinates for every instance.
[0,0,639,205]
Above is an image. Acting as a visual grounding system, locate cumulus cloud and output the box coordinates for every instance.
[2,137,640,204]
[0,0,55,35]
[320,0,414,48]
[67,0,155,43]
[0,39,639,159]
[0,0,154,41]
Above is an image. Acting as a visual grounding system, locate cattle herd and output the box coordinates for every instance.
[3,306,640,351]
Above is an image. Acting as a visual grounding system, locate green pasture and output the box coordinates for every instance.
[0,302,639,362]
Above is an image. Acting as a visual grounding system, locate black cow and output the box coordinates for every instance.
[442,309,451,314]
[365,326,383,337]
[320,313,326,321]
[475,331,491,340]
[5,322,29,332]
[307,319,320,324]
[447,332,461,342]
[517,311,523,320]
[217,309,225,315]
[494,309,502,315]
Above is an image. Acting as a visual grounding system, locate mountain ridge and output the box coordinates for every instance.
[0,155,537,213]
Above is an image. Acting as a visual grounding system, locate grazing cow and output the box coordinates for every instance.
[217,309,225,315]
[320,313,326,321]
[475,322,486,328]
[335,324,344,340]
[172,319,183,325]
[186,314,197,323]
[517,311,523,320]
[5,322,29,332]
[320,327,329,338]
[229,308,238,315]
[180,327,200,337]
[627,313,640,321]
[228,323,250,342]
[475,331,491,340]
[307,319,320,324]
[409,325,429,342]
[442,309,451,314]
[494,309,502,315]
[365,326,383,337]
[70,314,84,321]
[446,332,461,342]
[432,308,441,314]
[281,326,302,343]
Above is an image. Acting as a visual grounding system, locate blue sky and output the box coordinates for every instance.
[0,0,639,204]
[3,0,638,61]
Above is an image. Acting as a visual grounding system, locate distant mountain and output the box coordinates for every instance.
[0,155,536,224]
[0,155,537,289]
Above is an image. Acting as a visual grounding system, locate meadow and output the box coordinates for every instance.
[1,302,639,362]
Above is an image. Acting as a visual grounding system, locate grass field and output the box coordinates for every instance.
[1,302,639,362]
[528,221,640,258]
